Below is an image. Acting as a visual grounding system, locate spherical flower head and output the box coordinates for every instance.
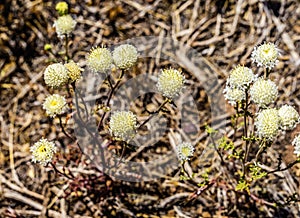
[64,61,83,83]
[278,105,300,130]
[251,42,279,69]
[176,142,194,162]
[255,108,280,140]
[292,134,300,157]
[227,65,256,89]
[250,78,278,107]
[44,63,69,88]
[157,68,185,99]
[30,138,56,165]
[55,2,68,16]
[109,111,137,141]
[43,94,67,118]
[87,47,112,73]
[53,14,76,38]
[112,44,138,69]
[223,86,246,106]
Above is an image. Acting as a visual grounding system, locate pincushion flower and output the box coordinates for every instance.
[64,61,83,82]
[44,63,69,88]
[292,134,300,157]
[255,108,280,140]
[43,94,67,117]
[109,111,137,141]
[30,138,57,165]
[157,68,185,99]
[250,78,278,107]
[251,42,279,69]
[176,142,194,162]
[112,44,138,69]
[87,47,112,73]
[226,65,256,89]
[54,14,76,38]
[278,105,300,130]
[223,86,246,106]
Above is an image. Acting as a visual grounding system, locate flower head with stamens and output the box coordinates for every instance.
[250,78,278,107]
[44,63,69,88]
[109,111,137,141]
[64,61,83,83]
[223,86,246,106]
[53,14,76,38]
[43,94,67,118]
[255,108,280,140]
[226,65,256,89]
[278,105,300,130]
[112,44,138,69]
[30,138,57,165]
[292,134,300,157]
[251,42,279,69]
[87,46,112,73]
[157,68,185,99]
[176,142,194,162]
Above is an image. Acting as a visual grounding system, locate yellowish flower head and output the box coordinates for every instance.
[43,94,67,117]
[255,108,280,140]
[44,63,69,88]
[157,68,185,99]
[54,14,76,38]
[223,86,246,106]
[292,134,300,157]
[30,138,57,165]
[176,142,194,162]
[109,111,137,141]
[87,47,112,73]
[64,61,83,82]
[44,44,52,51]
[227,65,256,89]
[278,105,300,130]
[250,78,278,108]
[251,42,279,69]
[55,2,68,16]
[112,44,138,69]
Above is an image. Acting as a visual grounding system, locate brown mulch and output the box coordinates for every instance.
[1,0,300,217]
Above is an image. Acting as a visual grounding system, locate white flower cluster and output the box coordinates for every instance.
[44,63,69,88]
[109,111,137,141]
[250,78,278,108]
[176,142,194,162]
[251,42,279,69]
[44,62,82,88]
[255,108,280,140]
[87,47,113,73]
[223,87,246,106]
[223,65,256,105]
[53,14,76,38]
[43,94,67,118]
[30,138,57,165]
[227,65,256,90]
[112,44,138,70]
[278,105,300,130]
[157,68,185,99]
